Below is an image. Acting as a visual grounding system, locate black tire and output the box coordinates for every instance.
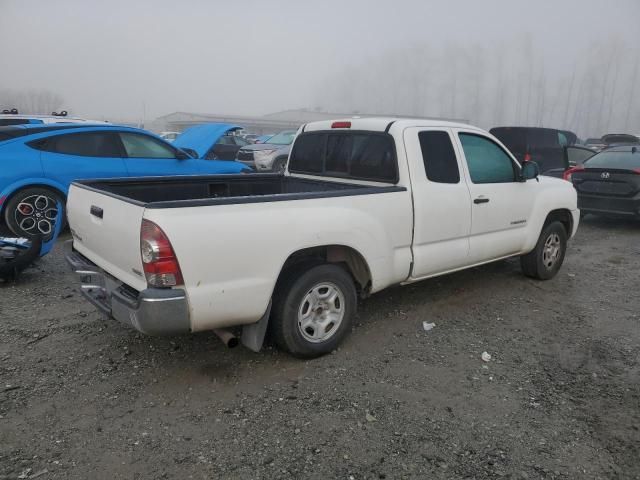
[271,263,357,358]
[272,157,287,174]
[520,221,568,280]
[4,187,65,239]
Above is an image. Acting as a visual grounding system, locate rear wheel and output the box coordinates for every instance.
[4,187,64,239]
[271,264,357,358]
[520,221,567,280]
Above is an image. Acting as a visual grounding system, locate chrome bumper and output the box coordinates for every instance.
[64,241,190,335]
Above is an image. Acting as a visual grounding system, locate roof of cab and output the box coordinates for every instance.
[302,117,474,133]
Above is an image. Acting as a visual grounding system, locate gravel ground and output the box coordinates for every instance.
[1,217,639,480]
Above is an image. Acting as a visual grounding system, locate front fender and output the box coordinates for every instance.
[521,177,579,253]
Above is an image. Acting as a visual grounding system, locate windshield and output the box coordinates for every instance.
[266,131,296,146]
[585,150,640,170]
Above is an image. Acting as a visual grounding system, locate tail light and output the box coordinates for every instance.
[331,121,351,128]
[563,165,584,182]
[140,219,183,287]
[523,153,532,162]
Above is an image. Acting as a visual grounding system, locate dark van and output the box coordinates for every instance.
[490,127,580,177]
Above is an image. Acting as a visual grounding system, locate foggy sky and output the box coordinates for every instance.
[1,0,639,136]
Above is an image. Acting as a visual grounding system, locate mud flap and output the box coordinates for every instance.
[241,301,271,353]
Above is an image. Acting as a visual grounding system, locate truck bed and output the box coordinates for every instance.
[74,174,404,208]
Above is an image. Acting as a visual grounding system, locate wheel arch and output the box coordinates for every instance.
[544,208,573,236]
[275,245,373,297]
[1,180,67,218]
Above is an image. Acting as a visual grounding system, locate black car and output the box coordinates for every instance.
[490,126,581,177]
[601,134,640,149]
[565,146,640,218]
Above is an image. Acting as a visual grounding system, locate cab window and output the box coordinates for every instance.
[459,133,516,184]
[418,131,460,184]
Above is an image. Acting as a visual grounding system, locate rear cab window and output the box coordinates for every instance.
[289,131,398,183]
[418,131,460,184]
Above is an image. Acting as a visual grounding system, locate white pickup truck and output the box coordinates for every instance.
[65,118,579,358]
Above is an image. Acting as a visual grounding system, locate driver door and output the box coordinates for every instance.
[454,130,537,263]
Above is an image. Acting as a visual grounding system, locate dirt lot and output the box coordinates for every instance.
[1,217,639,480]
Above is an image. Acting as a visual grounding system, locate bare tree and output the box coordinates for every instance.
[0,88,65,114]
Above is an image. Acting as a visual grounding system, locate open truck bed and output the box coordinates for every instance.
[75,173,403,208]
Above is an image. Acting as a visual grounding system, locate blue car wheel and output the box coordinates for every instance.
[4,187,64,239]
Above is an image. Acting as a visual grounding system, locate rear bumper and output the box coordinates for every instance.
[64,241,190,335]
[578,194,640,217]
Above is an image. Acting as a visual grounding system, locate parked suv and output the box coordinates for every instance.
[236,130,297,172]
[490,127,580,177]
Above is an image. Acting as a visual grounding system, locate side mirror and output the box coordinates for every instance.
[521,161,540,181]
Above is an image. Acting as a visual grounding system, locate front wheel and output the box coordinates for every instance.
[272,158,287,174]
[520,221,568,280]
[4,187,64,239]
[271,264,357,358]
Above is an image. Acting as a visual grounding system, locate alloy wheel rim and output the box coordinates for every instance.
[297,282,345,343]
[14,194,58,235]
[542,233,561,269]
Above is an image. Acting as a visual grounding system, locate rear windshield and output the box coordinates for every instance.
[602,134,639,145]
[490,128,560,150]
[584,150,640,170]
[289,131,398,183]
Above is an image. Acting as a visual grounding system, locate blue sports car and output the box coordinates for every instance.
[0,124,250,237]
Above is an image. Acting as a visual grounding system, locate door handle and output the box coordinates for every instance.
[90,205,103,219]
[474,198,490,204]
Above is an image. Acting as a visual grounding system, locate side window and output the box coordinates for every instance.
[459,133,516,184]
[234,136,249,146]
[41,132,122,157]
[418,131,460,184]
[120,133,176,159]
[557,131,568,147]
[216,136,235,145]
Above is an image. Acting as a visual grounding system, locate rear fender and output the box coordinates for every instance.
[0,178,68,215]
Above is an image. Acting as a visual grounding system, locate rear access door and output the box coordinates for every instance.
[403,127,472,278]
[66,183,147,292]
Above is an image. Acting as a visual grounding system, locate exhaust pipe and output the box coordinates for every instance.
[213,329,239,348]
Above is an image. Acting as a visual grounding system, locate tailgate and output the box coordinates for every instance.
[66,183,147,291]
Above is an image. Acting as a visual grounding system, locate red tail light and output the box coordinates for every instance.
[563,165,584,182]
[331,121,351,129]
[140,219,183,287]
[523,153,532,162]
[633,168,640,174]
